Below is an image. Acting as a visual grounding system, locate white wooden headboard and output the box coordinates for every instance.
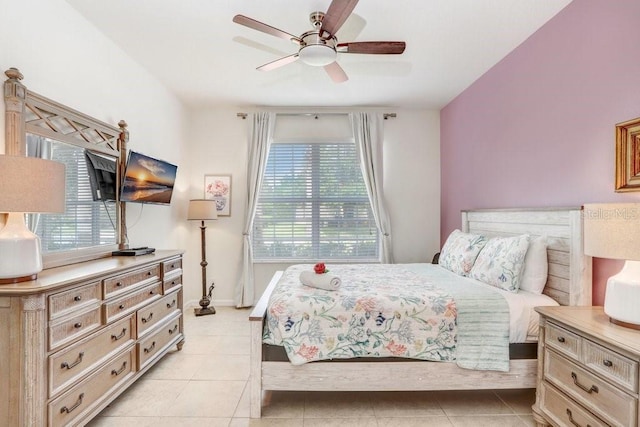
[462,207,592,306]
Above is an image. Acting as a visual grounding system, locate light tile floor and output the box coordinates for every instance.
[89,307,538,427]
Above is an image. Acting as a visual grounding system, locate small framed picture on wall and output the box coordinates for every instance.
[204,174,232,216]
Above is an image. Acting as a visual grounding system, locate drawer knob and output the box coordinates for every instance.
[149,290,155,295]
[116,282,123,287]
[603,359,613,367]
[74,322,82,329]
[167,300,176,309]
[143,341,156,354]
[111,361,127,376]
[168,324,178,335]
[118,304,126,310]
[73,295,82,302]
[557,336,566,343]
[571,372,598,394]
[61,352,84,370]
[60,393,84,414]
[141,312,154,324]
[111,328,127,341]
[147,271,152,276]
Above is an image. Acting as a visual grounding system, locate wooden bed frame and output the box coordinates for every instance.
[248,207,593,417]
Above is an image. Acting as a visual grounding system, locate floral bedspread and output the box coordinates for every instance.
[263,264,458,365]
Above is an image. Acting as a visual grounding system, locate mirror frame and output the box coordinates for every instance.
[615,116,640,192]
[4,67,128,268]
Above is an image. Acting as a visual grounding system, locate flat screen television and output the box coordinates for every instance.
[85,150,118,201]
[120,150,178,205]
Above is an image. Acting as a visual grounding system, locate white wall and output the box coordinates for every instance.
[186,108,441,306]
[0,0,189,257]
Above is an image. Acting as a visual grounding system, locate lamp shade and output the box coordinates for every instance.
[583,203,640,261]
[0,155,66,213]
[187,199,218,221]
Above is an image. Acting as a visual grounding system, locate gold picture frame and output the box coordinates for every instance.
[615,117,640,192]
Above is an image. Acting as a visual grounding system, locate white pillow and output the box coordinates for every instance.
[439,229,488,276]
[520,235,548,294]
[469,234,531,292]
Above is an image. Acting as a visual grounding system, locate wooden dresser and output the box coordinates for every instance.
[533,306,640,427]
[0,250,184,426]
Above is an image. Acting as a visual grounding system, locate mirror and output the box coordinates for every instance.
[26,134,118,254]
[4,67,127,268]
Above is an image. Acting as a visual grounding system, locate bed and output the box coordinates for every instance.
[248,207,593,417]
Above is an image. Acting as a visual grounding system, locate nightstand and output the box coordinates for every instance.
[533,306,640,427]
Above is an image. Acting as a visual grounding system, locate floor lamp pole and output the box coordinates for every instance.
[195,220,215,316]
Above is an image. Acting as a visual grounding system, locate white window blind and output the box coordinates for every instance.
[32,140,117,253]
[253,141,379,261]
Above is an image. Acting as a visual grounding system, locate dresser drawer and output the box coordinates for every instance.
[544,349,637,427]
[49,305,102,351]
[137,313,182,370]
[137,288,181,337]
[48,347,135,427]
[162,257,182,276]
[546,322,581,361]
[540,381,609,427]
[163,274,182,294]
[104,282,162,324]
[49,315,135,398]
[49,281,101,321]
[103,265,160,299]
[583,338,638,393]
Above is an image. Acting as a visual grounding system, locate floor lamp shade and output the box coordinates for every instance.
[0,156,66,283]
[187,199,218,221]
[584,203,640,327]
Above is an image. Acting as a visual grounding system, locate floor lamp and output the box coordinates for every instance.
[188,199,218,316]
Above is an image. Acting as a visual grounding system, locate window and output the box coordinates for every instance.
[27,135,117,253]
[253,141,379,261]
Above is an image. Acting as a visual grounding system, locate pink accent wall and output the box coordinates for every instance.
[440,0,640,305]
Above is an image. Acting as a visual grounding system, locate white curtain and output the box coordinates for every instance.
[235,112,275,307]
[350,112,394,263]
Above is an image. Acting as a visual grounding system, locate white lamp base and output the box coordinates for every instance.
[604,260,640,329]
[0,213,43,284]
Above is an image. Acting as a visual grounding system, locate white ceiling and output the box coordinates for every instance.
[64,0,572,110]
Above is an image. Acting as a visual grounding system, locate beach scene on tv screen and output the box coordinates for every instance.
[121,152,177,204]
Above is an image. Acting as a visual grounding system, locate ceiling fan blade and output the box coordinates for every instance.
[257,53,300,72]
[324,61,348,83]
[336,41,406,54]
[321,0,359,38]
[233,15,301,44]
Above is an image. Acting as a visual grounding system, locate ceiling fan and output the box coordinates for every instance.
[232,0,406,83]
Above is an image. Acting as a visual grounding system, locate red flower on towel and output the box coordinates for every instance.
[314,262,328,274]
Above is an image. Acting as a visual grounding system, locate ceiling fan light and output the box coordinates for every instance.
[299,44,337,67]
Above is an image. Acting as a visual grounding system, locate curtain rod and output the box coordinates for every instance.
[236,112,397,120]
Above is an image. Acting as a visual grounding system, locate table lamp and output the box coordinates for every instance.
[187,199,218,316]
[0,155,65,283]
[584,203,640,329]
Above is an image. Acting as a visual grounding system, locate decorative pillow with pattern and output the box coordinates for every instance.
[439,229,488,276]
[469,234,531,292]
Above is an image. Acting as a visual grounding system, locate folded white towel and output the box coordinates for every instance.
[299,270,342,291]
